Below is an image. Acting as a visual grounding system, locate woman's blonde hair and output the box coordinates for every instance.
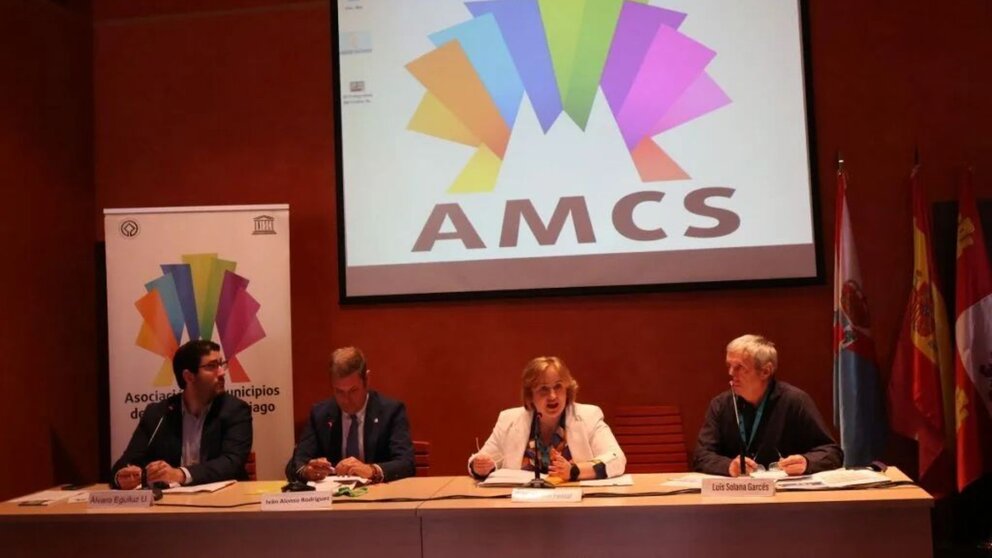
[521,356,579,409]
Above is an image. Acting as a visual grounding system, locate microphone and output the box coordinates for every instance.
[729,382,748,477]
[143,403,174,501]
[523,410,554,489]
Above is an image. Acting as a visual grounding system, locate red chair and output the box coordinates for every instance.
[611,405,688,473]
[413,440,431,476]
[245,451,257,481]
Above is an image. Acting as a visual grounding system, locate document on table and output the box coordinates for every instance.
[308,478,343,492]
[478,468,545,487]
[580,474,634,487]
[809,468,889,487]
[9,490,87,506]
[660,473,725,489]
[776,469,890,490]
[163,480,236,494]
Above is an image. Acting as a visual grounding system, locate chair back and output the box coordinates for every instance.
[413,440,431,476]
[612,405,688,473]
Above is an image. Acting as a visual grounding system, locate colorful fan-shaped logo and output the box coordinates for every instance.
[406,0,731,193]
[135,253,266,387]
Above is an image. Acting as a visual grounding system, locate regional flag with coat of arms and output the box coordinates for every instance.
[833,168,886,466]
[953,169,992,492]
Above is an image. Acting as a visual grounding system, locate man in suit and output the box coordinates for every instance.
[287,347,415,483]
[111,339,253,488]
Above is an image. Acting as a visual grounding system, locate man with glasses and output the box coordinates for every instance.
[692,334,842,477]
[286,347,415,484]
[111,339,253,488]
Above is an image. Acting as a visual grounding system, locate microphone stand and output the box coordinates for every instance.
[142,404,173,501]
[729,382,748,477]
[523,410,554,489]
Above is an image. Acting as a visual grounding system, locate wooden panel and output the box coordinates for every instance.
[625,463,686,474]
[614,424,684,436]
[614,405,681,417]
[616,433,686,445]
[622,444,686,455]
[627,453,687,465]
[614,415,683,427]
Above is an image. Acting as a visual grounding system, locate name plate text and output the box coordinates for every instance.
[511,488,582,503]
[88,490,154,508]
[261,492,333,511]
[702,477,776,497]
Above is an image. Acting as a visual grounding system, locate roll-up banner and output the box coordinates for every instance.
[104,205,293,480]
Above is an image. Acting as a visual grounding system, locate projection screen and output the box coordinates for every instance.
[334,0,820,299]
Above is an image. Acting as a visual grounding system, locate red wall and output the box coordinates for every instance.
[90,1,992,478]
[0,0,96,500]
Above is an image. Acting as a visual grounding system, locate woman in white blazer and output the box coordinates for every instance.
[468,356,626,481]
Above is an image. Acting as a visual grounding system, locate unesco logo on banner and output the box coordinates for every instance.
[253,215,277,235]
[119,219,140,238]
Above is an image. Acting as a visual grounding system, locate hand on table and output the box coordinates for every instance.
[336,457,375,480]
[471,454,496,477]
[302,458,335,481]
[548,449,571,480]
[728,456,759,477]
[145,461,184,485]
[115,465,142,490]
[777,454,808,476]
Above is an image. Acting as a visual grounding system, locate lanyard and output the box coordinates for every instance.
[737,392,768,453]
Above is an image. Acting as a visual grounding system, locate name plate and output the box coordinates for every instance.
[88,490,154,508]
[261,492,333,511]
[511,488,582,503]
[702,477,776,497]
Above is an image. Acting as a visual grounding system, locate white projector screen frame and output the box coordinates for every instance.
[332,0,823,301]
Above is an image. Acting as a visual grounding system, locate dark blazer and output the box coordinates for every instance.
[111,392,253,487]
[286,391,415,482]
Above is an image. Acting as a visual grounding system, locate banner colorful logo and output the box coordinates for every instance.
[135,253,266,387]
[405,0,731,193]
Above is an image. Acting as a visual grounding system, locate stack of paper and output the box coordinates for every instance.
[478,469,544,487]
[580,474,634,487]
[162,480,236,494]
[9,490,88,506]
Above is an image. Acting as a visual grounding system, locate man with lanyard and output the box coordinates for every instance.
[692,334,843,477]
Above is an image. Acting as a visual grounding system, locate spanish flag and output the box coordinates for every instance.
[888,165,954,481]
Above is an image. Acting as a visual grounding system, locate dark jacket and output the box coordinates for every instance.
[286,391,415,482]
[111,392,253,487]
[693,379,843,475]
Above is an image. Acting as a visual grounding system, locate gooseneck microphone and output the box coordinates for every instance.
[144,404,174,501]
[729,382,748,477]
[524,410,554,489]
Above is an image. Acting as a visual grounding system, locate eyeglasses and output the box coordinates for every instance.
[535,382,565,397]
[199,360,229,372]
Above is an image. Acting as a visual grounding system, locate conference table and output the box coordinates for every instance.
[0,469,933,558]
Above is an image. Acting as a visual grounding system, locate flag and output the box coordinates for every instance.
[832,169,886,466]
[888,164,954,480]
[953,169,992,491]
